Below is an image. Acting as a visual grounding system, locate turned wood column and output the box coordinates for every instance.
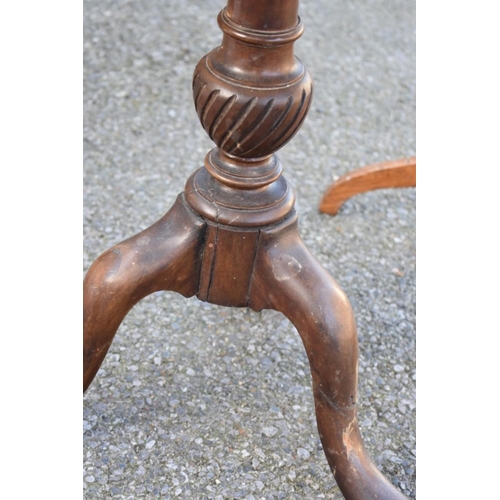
[186,0,312,229]
[83,1,410,498]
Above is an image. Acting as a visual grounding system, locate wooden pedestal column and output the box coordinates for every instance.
[83,1,409,498]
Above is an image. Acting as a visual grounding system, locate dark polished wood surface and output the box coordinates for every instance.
[84,1,410,498]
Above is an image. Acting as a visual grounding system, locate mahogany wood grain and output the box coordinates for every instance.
[83,1,410,498]
[83,196,206,392]
[248,213,407,500]
[320,157,416,215]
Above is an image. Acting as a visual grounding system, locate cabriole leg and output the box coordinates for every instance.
[249,215,407,500]
[83,195,206,392]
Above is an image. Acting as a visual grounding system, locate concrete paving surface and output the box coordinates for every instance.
[83,0,416,498]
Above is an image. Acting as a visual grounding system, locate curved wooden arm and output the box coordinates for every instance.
[249,215,407,500]
[320,157,416,215]
[83,195,206,391]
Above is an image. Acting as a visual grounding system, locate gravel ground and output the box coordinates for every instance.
[83,0,416,498]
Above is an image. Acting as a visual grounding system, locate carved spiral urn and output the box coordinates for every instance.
[193,7,312,159]
[186,0,313,228]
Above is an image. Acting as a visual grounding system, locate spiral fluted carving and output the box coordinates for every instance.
[191,6,313,160]
[186,5,312,225]
[193,59,312,158]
